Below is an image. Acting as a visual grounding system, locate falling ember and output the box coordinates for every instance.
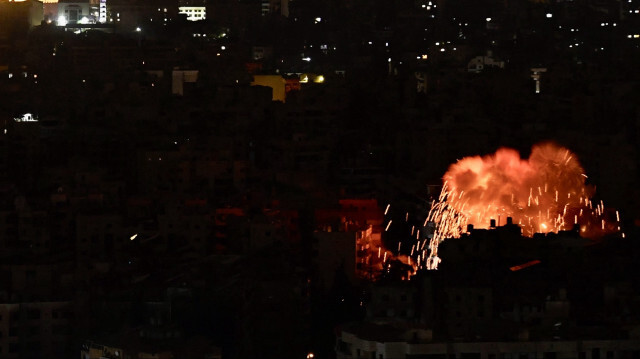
[385,220,392,231]
[384,204,390,215]
[424,143,621,269]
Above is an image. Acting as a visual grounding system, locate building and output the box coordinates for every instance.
[178,5,205,21]
[0,0,44,41]
[336,322,640,359]
[467,52,505,73]
[252,75,289,102]
[106,0,179,32]
[0,301,73,358]
[56,0,95,25]
[313,230,357,290]
[261,0,289,17]
[366,281,418,321]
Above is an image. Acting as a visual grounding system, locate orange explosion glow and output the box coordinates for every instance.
[423,142,623,269]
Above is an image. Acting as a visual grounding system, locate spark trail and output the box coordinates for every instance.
[422,142,623,269]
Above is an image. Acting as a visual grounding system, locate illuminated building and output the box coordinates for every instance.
[57,0,95,25]
[251,74,326,102]
[106,0,179,32]
[314,199,385,286]
[98,0,105,22]
[251,75,287,102]
[178,6,205,21]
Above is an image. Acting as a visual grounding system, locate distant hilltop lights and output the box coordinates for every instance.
[14,113,38,122]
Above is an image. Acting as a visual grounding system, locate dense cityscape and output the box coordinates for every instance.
[1,0,640,358]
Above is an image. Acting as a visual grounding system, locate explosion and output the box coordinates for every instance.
[422,142,623,269]
[374,143,623,276]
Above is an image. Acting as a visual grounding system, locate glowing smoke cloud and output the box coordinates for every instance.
[424,142,622,269]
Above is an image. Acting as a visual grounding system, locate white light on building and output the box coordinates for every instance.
[179,6,206,21]
[99,0,107,23]
[57,15,67,26]
[14,113,38,122]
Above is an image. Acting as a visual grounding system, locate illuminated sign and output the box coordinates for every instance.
[14,113,38,122]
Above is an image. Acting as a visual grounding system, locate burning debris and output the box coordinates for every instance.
[377,143,624,275]
[423,142,623,269]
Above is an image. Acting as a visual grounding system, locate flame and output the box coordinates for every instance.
[373,143,623,276]
[422,142,621,269]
